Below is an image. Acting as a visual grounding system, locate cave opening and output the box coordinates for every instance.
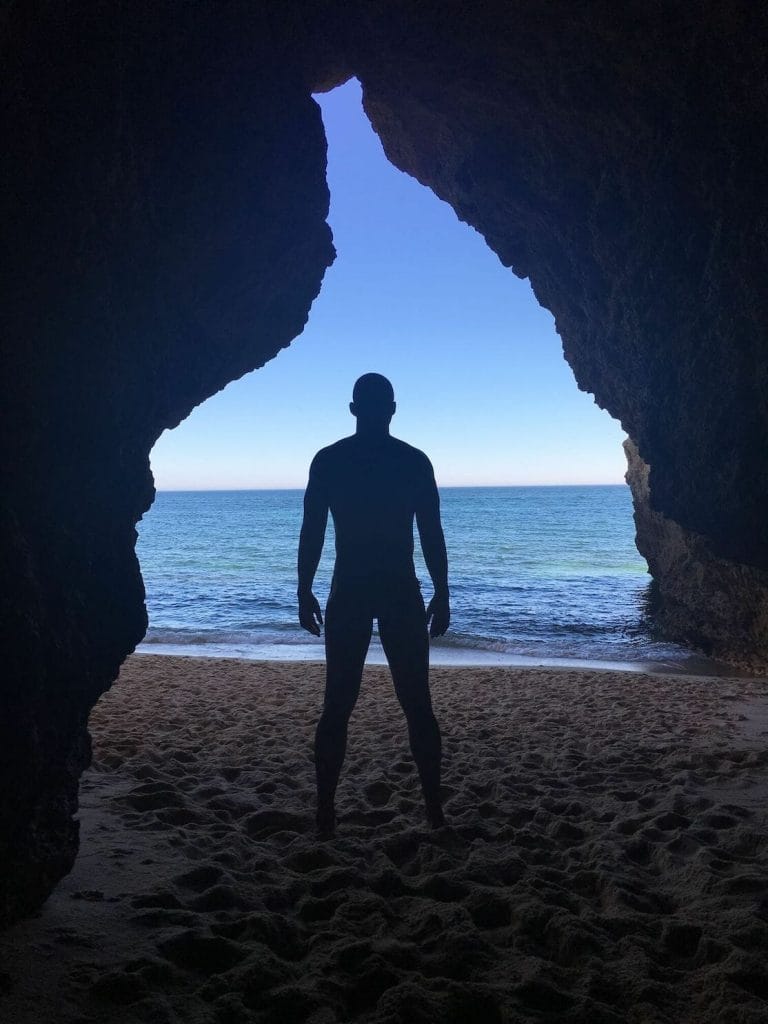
[3,8,767,1009]
[136,78,678,671]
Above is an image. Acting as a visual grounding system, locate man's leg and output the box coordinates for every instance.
[378,588,445,828]
[314,591,372,835]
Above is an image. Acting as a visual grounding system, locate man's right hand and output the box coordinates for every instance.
[298,591,323,636]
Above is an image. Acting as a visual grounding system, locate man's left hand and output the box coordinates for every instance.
[426,592,450,638]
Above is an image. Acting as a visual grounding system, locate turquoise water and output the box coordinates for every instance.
[135,486,703,669]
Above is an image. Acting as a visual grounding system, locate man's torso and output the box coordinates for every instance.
[311,435,433,591]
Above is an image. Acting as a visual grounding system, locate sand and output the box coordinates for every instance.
[1,655,767,1024]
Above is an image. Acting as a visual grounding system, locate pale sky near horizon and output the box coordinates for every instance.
[150,79,628,491]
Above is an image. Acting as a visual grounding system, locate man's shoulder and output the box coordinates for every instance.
[309,437,355,472]
[389,437,433,472]
[311,435,433,474]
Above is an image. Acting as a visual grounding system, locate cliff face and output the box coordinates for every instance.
[331,0,768,669]
[1,3,335,923]
[330,2,768,573]
[624,441,768,668]
[2,0,768,923]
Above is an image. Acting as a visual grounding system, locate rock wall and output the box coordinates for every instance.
[624,440,768,668]
[322,0,768,665]
[2,0,768,923]
[1,2,334,924]
[329,0,768,572]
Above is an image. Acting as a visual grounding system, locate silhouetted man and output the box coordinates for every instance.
[298,373,450,837]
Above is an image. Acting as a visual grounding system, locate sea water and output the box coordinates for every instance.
[136,486,716,672]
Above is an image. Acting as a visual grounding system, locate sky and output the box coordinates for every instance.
[150,79,628,490]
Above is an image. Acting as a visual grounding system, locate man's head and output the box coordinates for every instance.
[350,373,396,430]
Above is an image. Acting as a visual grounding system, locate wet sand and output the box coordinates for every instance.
[1,654,767,1023]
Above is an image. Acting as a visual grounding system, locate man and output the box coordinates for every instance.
[298,373,450,837]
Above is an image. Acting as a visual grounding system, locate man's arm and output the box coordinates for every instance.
[297,457,329,636]
[415,458,450,638]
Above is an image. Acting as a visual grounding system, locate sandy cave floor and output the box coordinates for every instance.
[1,655,768,1024]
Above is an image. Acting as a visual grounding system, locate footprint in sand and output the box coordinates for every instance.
[173,863,224,892]
[653,811,691,831]
[298,894,346,923]
[468,893,512,929]
[188,884,245,912]
[310,866,363,898]
[550,820,586,845]
[344,808,398,827]
[614,816,644,836]
[662,922,702,958]
[122,782,187,812]
[701,811,739,829]
[666,834,701,857]
[69,889,105,902]
[157,929,247,974]
[416,875,469,903]
[130,908,199,928]
[243,809,307,838]
[363,780,393,807]
[131,891,183,910]
[91,970,149,1005]
[215,912,307,962]
[284,846,341,874]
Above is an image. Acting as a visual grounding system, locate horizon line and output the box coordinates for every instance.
[154,481,628,493]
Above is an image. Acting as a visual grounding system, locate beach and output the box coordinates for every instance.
[2,654,767,1023]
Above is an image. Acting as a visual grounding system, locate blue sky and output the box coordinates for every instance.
[150,79,627,490]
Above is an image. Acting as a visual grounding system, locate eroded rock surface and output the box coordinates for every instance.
[333,2,768,571]
[2,0,768,922]
[1,3,334,924]
[327,0,768,665]
[624,440,768,669]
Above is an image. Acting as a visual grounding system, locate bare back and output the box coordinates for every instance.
[308,434,436,589]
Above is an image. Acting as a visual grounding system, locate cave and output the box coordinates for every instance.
[2,0,767,930]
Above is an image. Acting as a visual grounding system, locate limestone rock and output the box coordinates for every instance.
[624,440,768,669]
[1,2,334,925]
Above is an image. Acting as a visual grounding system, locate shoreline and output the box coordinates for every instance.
[135,643,762,680]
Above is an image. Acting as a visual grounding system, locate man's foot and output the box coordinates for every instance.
[316,804,336,838]
[425,801,446,830]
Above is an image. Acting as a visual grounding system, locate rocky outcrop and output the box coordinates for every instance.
[624,440,768,669]
[1,3,334,924]
[329,0,768,661]
[2,0,768,923]
[332,1,768,575]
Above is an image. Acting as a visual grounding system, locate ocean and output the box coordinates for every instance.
[135,486,717,672]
